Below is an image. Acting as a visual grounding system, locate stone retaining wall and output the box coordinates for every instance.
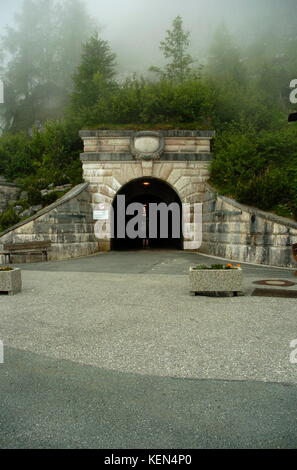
[2,128,295,268]
[201,185,297,267]
[0,183,99,263]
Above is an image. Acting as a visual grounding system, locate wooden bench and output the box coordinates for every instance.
[0,241,51,264]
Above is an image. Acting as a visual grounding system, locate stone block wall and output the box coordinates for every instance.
[82,160,212,251]
[0,183,99,263]
[1,127,296,268]
[79,132,214,201]
[83,136,131,154]
[83,161,211,205]
[82,134,211,155]
[201,185,297,267]
[79,130,215,250]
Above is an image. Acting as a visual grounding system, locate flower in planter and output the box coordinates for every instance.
[0,267,13,272]
[226,264,242,270]
[193,264,241,270]
[189,261,243,295]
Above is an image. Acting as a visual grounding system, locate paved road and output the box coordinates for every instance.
[18,249,296,277]
[1,346,297,449]
[0,250,297,448]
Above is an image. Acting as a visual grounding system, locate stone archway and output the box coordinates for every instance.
[79,129,215,251]
[111,177,183,250]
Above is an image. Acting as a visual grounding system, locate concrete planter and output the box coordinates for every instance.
[0,268,22,295]
[189,267,243,295]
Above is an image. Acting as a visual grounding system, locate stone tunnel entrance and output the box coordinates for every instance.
[79,129,215,252]
[112,177,182,251]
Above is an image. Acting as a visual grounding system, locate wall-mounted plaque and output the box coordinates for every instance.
[132,131,164,160]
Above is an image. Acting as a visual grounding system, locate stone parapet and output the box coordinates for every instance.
[80,152,213,162]
[0,183,99,262]
[79,130,215,138]
[79,130,214,157]
[200,184,297,267]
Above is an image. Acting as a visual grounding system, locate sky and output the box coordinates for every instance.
[0,0,293,72]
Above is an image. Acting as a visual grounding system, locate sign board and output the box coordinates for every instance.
[93,210,109,220]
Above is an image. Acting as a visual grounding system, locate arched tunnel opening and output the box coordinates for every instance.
[112,177,182,251]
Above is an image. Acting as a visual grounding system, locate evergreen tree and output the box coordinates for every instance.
[150,16,194,83]
[207,24,246,85]
[0,0,95,133]
[70,34,117,120]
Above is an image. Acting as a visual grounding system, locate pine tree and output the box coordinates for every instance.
[150,16,194,83]
[71,34,116,115]
[0,0,95,132]
[207,24,246,85]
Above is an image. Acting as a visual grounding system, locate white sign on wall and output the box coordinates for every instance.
[93,210,109,220]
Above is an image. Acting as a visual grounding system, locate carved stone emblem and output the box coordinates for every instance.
[132,131,164,160]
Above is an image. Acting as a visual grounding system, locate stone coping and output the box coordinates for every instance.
[80,153,213,162]
[79,130,216,138]
[0,183,89,238]
[206,184,297,229]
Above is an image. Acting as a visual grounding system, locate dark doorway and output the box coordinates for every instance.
[112,177,182,251]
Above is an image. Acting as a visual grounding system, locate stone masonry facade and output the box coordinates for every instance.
[201,185,297,267]
[0,183,99,263]
[0,129,296,267]
[79,130,215,251]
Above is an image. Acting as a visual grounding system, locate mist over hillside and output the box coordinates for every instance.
[0,0,297,228]
[1,0,296,74]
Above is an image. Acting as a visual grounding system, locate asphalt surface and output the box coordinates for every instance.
[0,250,297,449]
[17,249,297,277]
[1,346,297,449]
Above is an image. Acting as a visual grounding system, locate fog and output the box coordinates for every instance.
[0,0,295,73]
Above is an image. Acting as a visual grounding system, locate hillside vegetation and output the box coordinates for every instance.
[0,5,297,231]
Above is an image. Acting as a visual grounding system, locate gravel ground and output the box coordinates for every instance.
[1,251,296,384]
[1,251,297,449]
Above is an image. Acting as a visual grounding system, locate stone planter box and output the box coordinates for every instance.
[189,267,243,296]
[0,268,22,295]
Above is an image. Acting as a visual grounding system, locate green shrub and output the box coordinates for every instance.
[0,208,20,232]
[210,123,297,220]
[0,120,82,206]
[74,77,216,128]
[42,191,65,206]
